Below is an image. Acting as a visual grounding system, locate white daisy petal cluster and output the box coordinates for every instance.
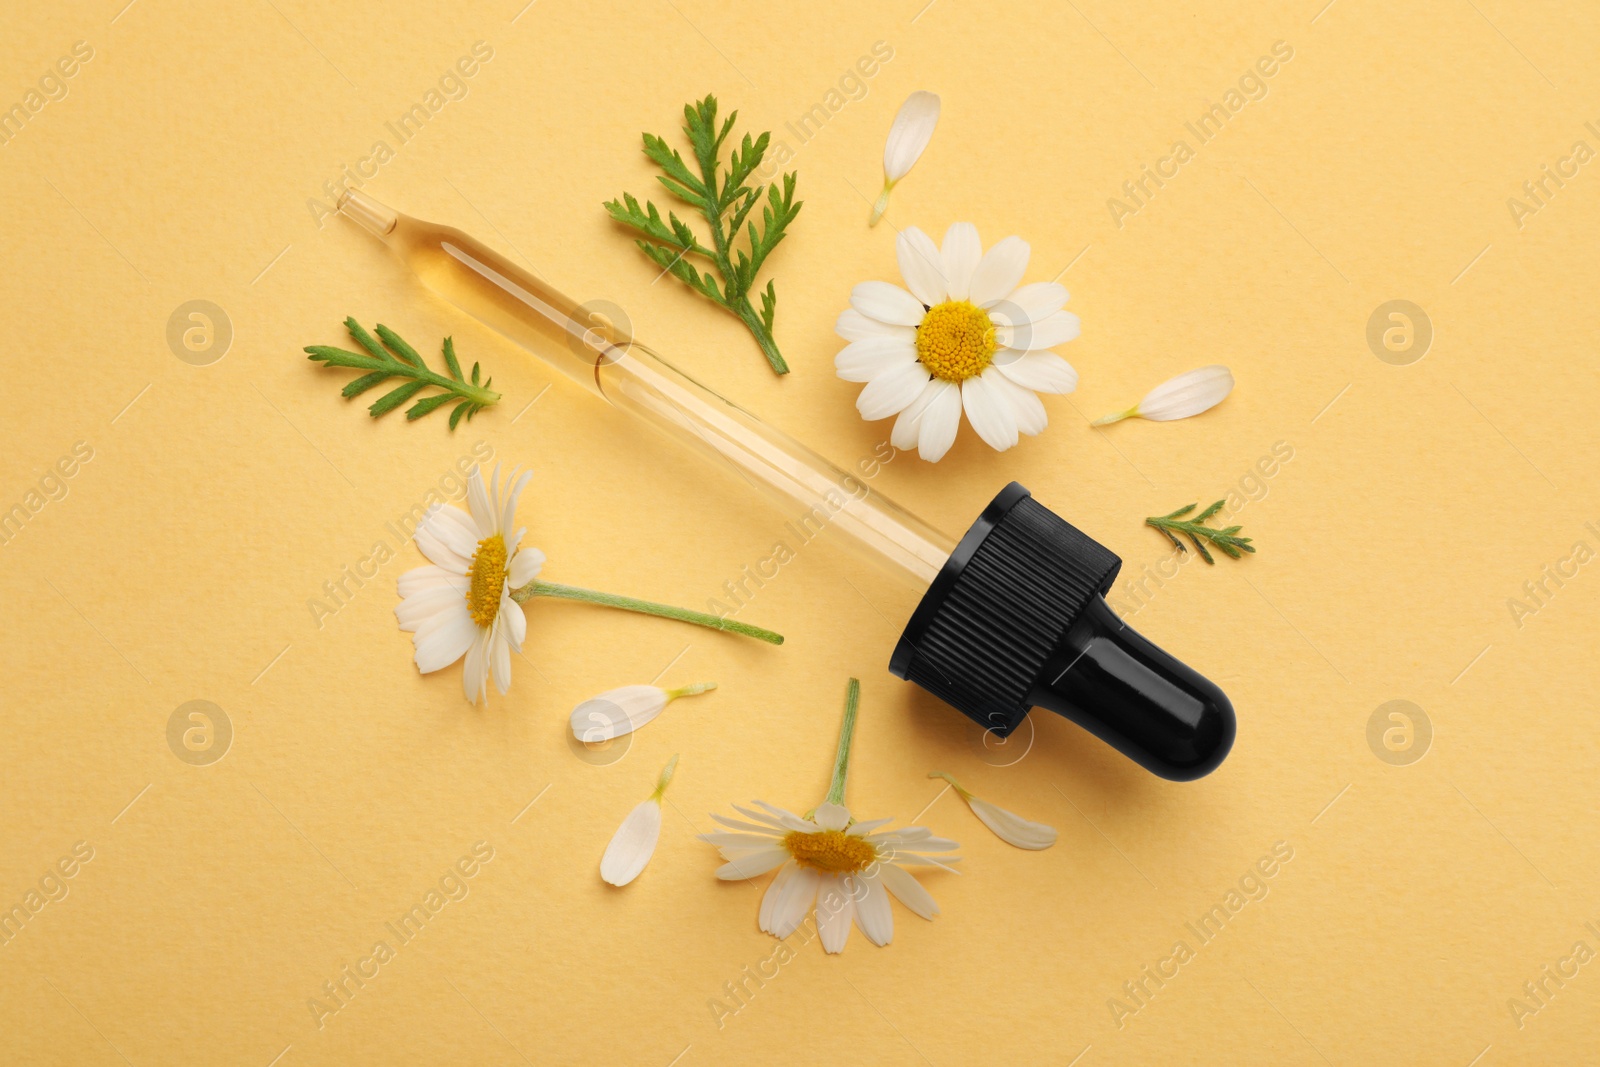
[836,223,1080,461]
[395,465,542,704]
[700,799,959,952]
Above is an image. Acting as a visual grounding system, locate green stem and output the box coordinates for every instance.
[867,178,894,227]
[666,681,718,700]
[1091,406,1138,426]
[824,678,861,807]
[510,579,783,645]
[734,299,789,374]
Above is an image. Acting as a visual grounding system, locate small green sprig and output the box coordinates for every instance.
[604,95,801,375]
[305,318,499,430]
[1145,501,1256,564]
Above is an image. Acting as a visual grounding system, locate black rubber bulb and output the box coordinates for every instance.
[891,482,1236,781]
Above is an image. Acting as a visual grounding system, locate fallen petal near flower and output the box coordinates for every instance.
[870,91,940,226]
[570,682,715,743]
[929,772,1057,850]
[1094,365,1234,425]
[601,755,678,887]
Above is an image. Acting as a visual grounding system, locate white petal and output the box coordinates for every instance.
[466,467,495,536]
[715,848,790,880]
[891,378,946,452]
[846,817,894,837]
[812,802,852,831]
[600,800,661,886]
[997,310,1080,351]
[851,281,926,327]
[759,860,799,931]
[508,546,544,588]
[570,685,670,743]
[967,236,1030,308]
[424,505,482,559]
[462,629,489,704]
[395,585,469,632]
[499,594,525,653]
[709,813,787,836]
[816,875,855,953]
[500,468,532,539]
[856,360,931,421]
[397,564,467,598]
[993,281,1068,324]
[993,350,1078,394]
[415,519,472,572]
[850,873,894,946]
[896,226,948,306]
[752,801,817,832]
[988,369,1048,437]
[940,223,981,301]
[969,796,1058,850]
[917,381,963,462]
[835,337,917,383]
[882,90,940,181]
[1136,365,1234,421]
[961,373,1019,452]
[836,308,915,343]
[490,624,512,695]
[413,609,476,673]
[732,804,794,831]
[877,863,940,920]
[767,867,821,938]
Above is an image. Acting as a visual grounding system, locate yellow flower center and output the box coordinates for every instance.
[915,300,996,382]
[466,534,507,628]
[783,829,878,874]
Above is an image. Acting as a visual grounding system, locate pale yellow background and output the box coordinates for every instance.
[2,0,1597,1063]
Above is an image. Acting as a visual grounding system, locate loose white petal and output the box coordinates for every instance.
[856,360,932,421]
[967,236,1031,309]
[1129,365,1235,422]
[987,369,1048,437]
[994,350,1079,394]
[600,800,662,887]
[835,337,917,383]
[996,309,1080,351]
[940,223,981,301]
[851,281,927,326]
[916,380,963,463]
[896,226,948,306]
[569,684,689,743]
[969,796,1058,850]
[816,875,855,953]
[877,862,940,920]
[882,91,941,182]
[850,873,894,946]
[961,373,1020,452]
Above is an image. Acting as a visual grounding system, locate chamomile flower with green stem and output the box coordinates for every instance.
[698,679,960,953]
[396,465,782,704]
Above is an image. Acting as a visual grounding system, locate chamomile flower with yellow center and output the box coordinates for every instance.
[396,466,784,705]
[699,679,959,953]
[836,223,1081,461]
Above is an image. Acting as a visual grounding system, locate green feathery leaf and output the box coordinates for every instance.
[1145,500,1256,565]
[305,318,501,428]
[604,94,801,375]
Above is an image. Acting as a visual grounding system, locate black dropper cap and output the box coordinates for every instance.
[889,483,1235,781]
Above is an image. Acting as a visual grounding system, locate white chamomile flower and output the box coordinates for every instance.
[571,682,717,743]
[601,755,678,887]
[869,91,941,226]
[929,772,1057,851]
[699,680,960,953]
[836,223,1080,461]
[395,464,539,705]
[395,468,784,706]
[1094,365,1234,425]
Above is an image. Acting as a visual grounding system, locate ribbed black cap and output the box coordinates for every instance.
[889,483,1121,738]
